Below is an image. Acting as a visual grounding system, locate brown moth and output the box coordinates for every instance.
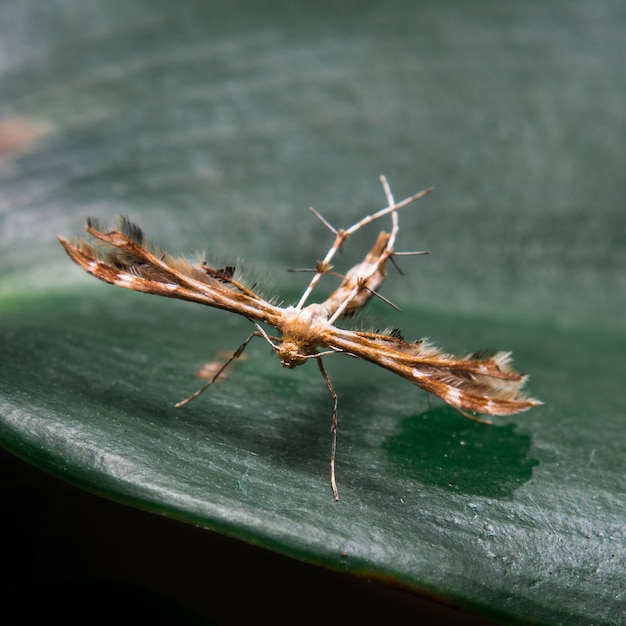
[59,176,541,500]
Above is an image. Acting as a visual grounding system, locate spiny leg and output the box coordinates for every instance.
[175,332,260,408]
[379,174,400,248]
[317,358,340,501]
[296,184,435,310]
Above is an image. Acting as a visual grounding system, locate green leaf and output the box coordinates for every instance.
[2,293,624,624]
[1,1,625,624]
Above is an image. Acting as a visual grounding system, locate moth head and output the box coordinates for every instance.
[277,341,308,368]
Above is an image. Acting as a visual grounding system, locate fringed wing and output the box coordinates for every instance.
[326,328,542,417]
[58,216,282,326]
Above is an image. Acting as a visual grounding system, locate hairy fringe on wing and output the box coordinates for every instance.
[328,328,540,415]
[74,216,269,298]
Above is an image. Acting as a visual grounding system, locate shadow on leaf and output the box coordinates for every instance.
[384,406,538,499]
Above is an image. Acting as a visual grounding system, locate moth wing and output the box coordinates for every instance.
[324,328,542,416]
[59,217,283,327]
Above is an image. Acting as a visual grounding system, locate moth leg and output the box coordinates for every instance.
[317,358,340,501]
[175,332,260,408]
[454,406,493,425]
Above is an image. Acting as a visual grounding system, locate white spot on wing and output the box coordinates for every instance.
[117,273,136,286]
[444,387,462,405]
